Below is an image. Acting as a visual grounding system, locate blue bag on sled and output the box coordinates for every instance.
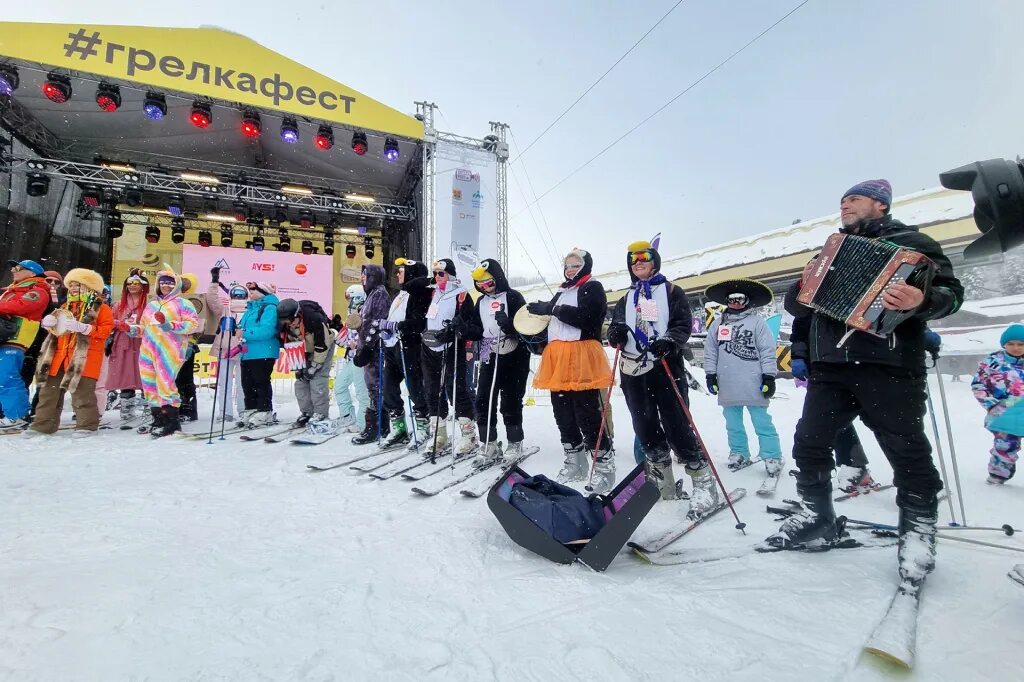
[488,461,658,572]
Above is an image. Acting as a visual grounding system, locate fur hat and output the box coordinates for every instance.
[63,267,105,294]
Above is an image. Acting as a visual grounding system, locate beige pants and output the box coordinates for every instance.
[31,370,99,434]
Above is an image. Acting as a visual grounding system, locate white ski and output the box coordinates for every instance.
[290,432,341,446]
[863,579,923,669]
[757,463,785,497]
[458,447,540,498]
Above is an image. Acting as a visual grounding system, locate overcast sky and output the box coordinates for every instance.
[7,1,1024,280]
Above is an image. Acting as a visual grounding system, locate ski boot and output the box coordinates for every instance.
[352,408,381,445]
[897,490,937,584]
[246,410,275,428]
[105,390,119,412]
[380,414,410,449]
[151,405,181,438]
[138,406,162,434]
[503,440,524,464]
[646,448,677,501]
[305,415,337,437]
[473,440,503,469]
[556,442,587,484]
[837,465,877,493]
[763,470,841,550]
[686,461,720,519]
[727,453,751,471]
[422,419,448,459]
[119,394,136,421]
[587,448,616,496]
[236,409,256,429]
[455,417,479,458]
[293,413,313,428]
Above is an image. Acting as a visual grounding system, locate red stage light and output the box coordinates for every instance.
[241,111,261,138]
[351,131,368,156]
[82,189,101,208]
[190,102,212,128]
[95,83,121,112]
[42,74,72,104]
[314,125,334,151]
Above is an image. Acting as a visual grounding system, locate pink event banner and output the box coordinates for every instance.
[182,245,334,313]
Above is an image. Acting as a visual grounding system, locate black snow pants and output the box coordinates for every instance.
[619,357,701,465]
[475,344,530,444]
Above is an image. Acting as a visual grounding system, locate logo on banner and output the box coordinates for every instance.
[295,264,308,275]
[252,263,275,272]
[452,188,463,201]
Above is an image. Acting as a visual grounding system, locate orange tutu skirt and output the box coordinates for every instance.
[533,339,613,392]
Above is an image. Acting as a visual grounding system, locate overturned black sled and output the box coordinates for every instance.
[487,462,659,572]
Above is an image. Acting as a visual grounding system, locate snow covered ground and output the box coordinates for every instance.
[3,371,1023,681]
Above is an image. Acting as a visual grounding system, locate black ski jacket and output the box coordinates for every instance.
[785,216,963,371]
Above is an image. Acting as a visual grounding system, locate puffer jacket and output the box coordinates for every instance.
[239,294,281,360]
[972,351,1024,426]
[0,276,50,350]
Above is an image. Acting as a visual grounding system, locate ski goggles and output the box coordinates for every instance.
[563,260,584,271]
[477,278,496,288]
[628,250,654,264]
[125,275,146,285]
[727,294,748,305]
[229,287,248,299]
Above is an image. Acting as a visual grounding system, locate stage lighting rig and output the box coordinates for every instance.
[251,231,265,251]
[198,230,213,247]
[125,188,143,207]
[220,224,233,247]
[345,243,357,259]
[233,200,248,222]
[364,235,375,258]
[298,210,314,229]
[167,195,184,217]
[276,228,291,252]
[280,117,299,144]
[351,131,368,156]
[42,73,72,103]
[107,210,124,238]
[81,188,101,208]
[145,225,161,244]
[301,240,314,255]
[383,138,399,163]
[314,125,334,151]
[190,101,212,128]
[0,64,19,96]
[241,110,262,138]
[323,235,335,256]
[95,83,121,112]
[170,217,186,244]
[941,157,1024,260]
[143,92,167,120]
[26,173,50,197]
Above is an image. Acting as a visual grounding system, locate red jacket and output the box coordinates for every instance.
[0,276,50,350]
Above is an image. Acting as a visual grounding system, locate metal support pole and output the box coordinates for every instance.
[933,360,968,525]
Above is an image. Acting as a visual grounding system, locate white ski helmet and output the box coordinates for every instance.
[346,284,366,311]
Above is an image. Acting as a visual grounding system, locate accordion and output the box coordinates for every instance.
[797,233,935,337]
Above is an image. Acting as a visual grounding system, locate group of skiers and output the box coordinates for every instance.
[12,174,1024,587]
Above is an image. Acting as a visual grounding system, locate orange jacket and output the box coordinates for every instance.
[49,302,114,380]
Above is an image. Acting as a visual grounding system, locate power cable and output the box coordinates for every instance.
[512,0,689,163]
[511,0,811,222]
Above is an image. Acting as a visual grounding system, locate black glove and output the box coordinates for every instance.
[527,301,552,316]
[761,374,777,399]
[295,368,308,381]
[650,337,676,359]
[606,323,629,349]
[449,316,468,337]
[494,309,513,334]
[435,326,455,345]
[706,373,719,395]
[210,266,221,284]
[550,305,572,323]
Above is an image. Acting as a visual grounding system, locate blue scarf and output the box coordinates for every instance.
[631,274,667,349]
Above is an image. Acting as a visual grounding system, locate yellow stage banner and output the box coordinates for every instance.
[192,345,291,381]
[0,22,423,140]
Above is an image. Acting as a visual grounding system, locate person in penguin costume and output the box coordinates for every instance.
[526,248,615,494]
[606,240,711,508]
[416,257,475,457]
[461,258,530,466]
[372,257,433,449]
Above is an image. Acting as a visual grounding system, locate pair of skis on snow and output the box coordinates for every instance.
[727,456,786,496]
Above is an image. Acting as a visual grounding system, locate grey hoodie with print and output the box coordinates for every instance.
[703,307,777,407]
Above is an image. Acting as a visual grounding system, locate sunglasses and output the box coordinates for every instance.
[125,277,144,285]
[728,295,748,303]
[629,251,653,264]
[433,271,447,277]
[45,278,61,286]
[564,262,583,270]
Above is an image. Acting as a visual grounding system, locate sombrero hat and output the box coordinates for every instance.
[704,279,774,307]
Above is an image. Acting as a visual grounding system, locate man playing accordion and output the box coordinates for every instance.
[767,179,964,588]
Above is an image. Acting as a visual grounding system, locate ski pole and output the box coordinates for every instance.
[218,318,237,442]
[207,315,231,444]
[841,518,1024,553]
[933,360,968,525]
[430,325,450,465]
[584,346,621,493]
[397,335,419,449]
[924,354,959,525]
[376,340,385,445]
[449,327,461,472]
[661,357,747,533]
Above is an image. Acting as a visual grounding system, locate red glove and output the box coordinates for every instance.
[154,311,166,323]
[113,320,130,332]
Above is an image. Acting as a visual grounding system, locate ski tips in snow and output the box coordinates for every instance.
[862,582,921,669]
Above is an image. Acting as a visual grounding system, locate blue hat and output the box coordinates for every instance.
[6,259,44,276]
[1001,324,1024,347]
[842,179,893,209]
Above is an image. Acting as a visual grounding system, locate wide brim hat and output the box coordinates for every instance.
[704,279,773,307]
